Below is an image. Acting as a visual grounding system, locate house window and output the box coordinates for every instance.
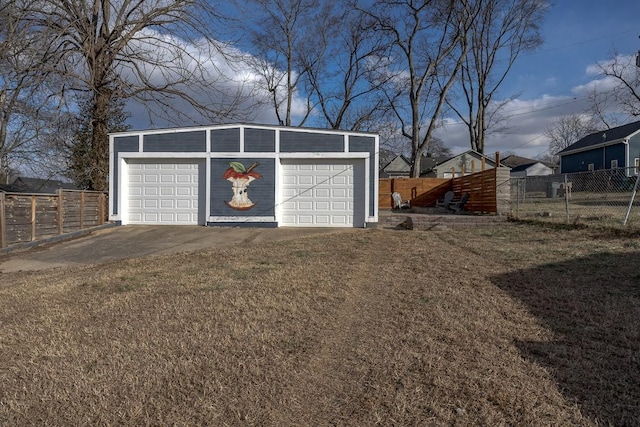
[611,159,618,169]
[588,163,595,171]
[635,158,640,175]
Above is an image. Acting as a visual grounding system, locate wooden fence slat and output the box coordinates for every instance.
[57,190,64,234]
[80,191,84,230]
[30,195,36,241]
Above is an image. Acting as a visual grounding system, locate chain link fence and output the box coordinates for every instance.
[510,168,640,230]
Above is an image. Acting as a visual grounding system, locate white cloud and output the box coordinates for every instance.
[437,94,591,159]
[438,52,640,160]
[119,29,309,130]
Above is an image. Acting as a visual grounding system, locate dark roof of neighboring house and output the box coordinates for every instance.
[502,155,538,168]
[0,177,77,193]
[558,120,640,154]
[503,155,557,170]
[436,150,499,168]
[511,162,539,173]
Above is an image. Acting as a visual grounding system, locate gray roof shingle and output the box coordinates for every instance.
[559,120,640,154]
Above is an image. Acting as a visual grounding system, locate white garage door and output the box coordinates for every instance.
[127,160,202,225]
[281,159,364,227]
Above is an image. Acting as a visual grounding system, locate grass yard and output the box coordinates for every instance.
[1,223,639,426]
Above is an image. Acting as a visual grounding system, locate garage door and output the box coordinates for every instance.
[281,159,364,227]
[127,159,203,225]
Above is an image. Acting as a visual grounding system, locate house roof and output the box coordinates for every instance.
[435,150,499,169]
[381,155,411,172]
[502,155,538,168]
[510,162,550,173]
[558,120,640,155]
[503,154,557,170]
[380,154,445,175]
[110,122,378,137]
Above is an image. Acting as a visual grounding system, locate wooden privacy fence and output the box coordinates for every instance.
[379,178,449,209]
[381,167,511,214]
[451,167,511,214]
[0,190,107,248]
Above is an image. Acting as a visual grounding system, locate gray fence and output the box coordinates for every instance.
[510,168,640,230]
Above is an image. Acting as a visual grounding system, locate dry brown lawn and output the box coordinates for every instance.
[1,223,639,426]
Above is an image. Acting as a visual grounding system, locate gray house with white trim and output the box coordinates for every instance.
[109,124,378,228]
[558,120,640,176]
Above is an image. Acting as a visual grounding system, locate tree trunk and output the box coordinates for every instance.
[89,89,111,191]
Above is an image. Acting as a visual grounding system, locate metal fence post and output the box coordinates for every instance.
[564,174,570,223]
[623,172,639,226]
[516,178,521,218]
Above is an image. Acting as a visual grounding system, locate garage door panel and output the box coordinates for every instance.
[297,215,314,224]
[144,212,159,222]
[315,188,330,198]
[127,160,202,225]
[144,199,158,209]
[315,215,330,224]
[176,186,192,196]
[281,159,363,227]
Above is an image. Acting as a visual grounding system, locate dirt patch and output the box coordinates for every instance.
[1,224,638,425]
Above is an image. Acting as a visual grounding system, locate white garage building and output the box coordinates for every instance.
[109,124,378,228]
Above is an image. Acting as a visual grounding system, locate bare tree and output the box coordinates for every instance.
[544,113,598,160]
[302,6,393,131]
[19,0,253,190]
[426,137,453,158]
[0,0,66,183]
[364,0,475,177]
[448,0,547,154]
[590,51,640,123]
[236,0,335,127]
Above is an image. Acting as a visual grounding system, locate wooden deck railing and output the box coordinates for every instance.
[0,190,107,248]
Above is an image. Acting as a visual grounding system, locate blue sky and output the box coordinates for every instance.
[443,0,640,159]
[509,1,639,98]
[124,1,640,160]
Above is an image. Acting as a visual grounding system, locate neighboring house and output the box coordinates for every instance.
[380,155,411,178]
[502,155,555,177]
[379,154,444,178]
[434,150,499,178]
[417,155,448,177]
[558,120,640,176]
[509,162,554,178]
[378,148,397,171]
[109,124,379,228]
[0,177,77,193]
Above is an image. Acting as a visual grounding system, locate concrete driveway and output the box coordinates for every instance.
[0,225,348,273]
